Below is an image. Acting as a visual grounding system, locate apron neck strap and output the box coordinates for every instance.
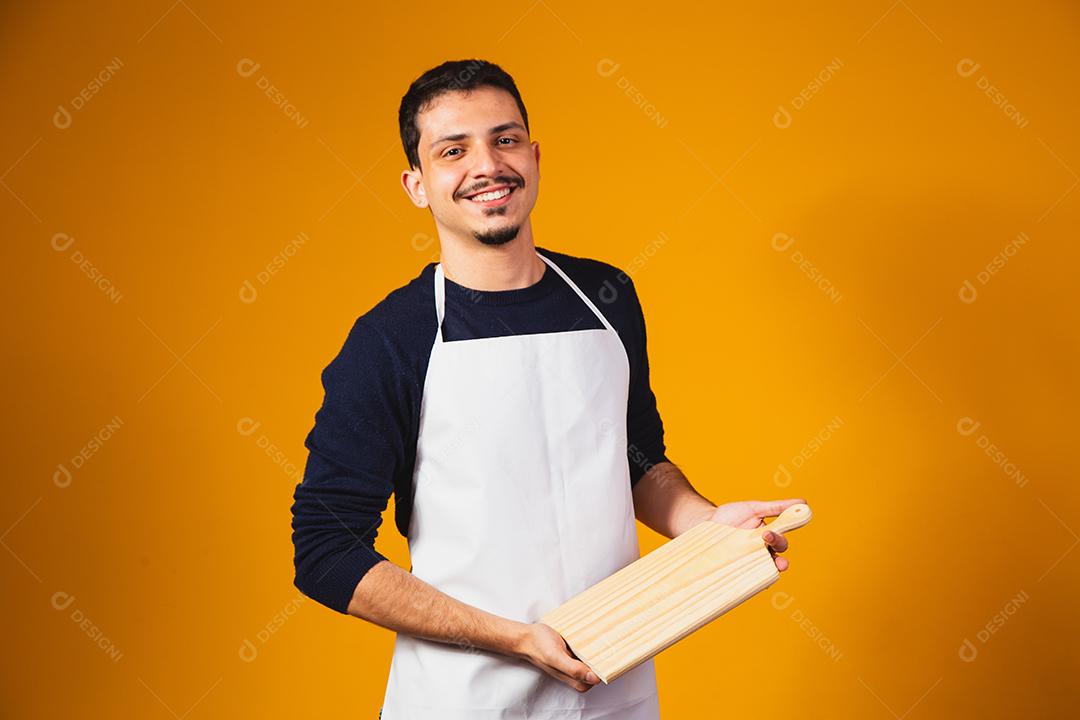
[537,253,617,334]
[433,262,447,338]
[432,251,618,336]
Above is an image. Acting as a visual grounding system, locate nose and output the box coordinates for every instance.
[469,141,505,178]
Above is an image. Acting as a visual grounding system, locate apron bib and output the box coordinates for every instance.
[380,251,660,719]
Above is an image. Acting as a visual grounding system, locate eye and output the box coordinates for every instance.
[443,147,462,158]
[498,137,517,145]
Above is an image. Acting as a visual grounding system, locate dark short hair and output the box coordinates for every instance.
[398,59,530,171]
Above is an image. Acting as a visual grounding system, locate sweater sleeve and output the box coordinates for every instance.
[624,276,669,485]
[290,316,413,614]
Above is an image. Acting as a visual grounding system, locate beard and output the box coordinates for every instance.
[473,222,521,246]
[457,175,525,246]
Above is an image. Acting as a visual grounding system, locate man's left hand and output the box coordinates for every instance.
[708,498,806,573]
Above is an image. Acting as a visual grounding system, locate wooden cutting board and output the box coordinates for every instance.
[541,503,812,683]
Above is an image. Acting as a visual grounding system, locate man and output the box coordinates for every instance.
[290,59,804,719]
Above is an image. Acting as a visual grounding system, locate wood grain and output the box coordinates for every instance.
[541,504,812,683]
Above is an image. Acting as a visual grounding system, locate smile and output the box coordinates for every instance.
[463,185,516,207]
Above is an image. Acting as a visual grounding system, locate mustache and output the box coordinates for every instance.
[456,175,524,200]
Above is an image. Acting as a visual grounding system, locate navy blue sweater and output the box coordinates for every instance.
[290,246,669,614]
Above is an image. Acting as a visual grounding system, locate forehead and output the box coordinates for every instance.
[417,86,524,146]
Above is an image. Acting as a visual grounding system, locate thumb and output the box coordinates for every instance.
[751,498,805,518]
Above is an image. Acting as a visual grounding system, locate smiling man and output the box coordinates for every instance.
[290,59,804,719]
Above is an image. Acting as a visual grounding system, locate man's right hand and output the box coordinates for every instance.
[514,623,600,693]
[346,563,602,693]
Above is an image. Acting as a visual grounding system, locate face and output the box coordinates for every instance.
[401,86,540,247]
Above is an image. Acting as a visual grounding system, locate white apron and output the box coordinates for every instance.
[379,251,660,719]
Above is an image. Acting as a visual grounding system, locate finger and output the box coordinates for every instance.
[540,665,591,693]
[761,529,788,552]
[555,666,596,692]
[775,555,789,572]
[549,651,599,686]
[751,498,807,518]
[557,671,591,693]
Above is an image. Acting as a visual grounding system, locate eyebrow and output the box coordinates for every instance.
[430,122,527,148]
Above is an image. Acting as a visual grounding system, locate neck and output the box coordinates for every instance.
[437,220,545,291]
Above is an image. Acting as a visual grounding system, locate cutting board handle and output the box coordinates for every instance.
[757,503,812,536]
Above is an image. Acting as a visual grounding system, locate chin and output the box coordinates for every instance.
[472,223,521,246]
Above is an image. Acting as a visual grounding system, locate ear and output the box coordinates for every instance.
[532,140,541,178]
[401,168,428,208]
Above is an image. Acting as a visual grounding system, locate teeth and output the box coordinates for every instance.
[469,187,512,202]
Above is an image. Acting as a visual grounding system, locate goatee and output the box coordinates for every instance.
[473,224,521,246]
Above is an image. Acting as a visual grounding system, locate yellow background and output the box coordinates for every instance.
[3,1,1078,717]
